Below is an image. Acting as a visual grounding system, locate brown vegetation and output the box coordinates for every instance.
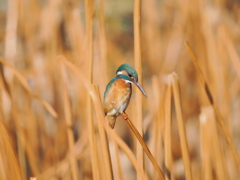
[0,0,239,179]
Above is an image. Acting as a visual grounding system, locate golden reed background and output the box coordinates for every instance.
[0,0,240,179]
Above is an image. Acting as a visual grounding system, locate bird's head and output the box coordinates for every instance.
[116,64,148,98]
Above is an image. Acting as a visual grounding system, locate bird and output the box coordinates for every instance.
[103,64,148,129]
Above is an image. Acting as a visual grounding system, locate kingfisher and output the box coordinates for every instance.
[103,64,148,129]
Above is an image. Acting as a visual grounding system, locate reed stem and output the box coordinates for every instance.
[85,0,101,179]
[134,0,144,178]
[60,64,79,180]
[186,42,240,171]
[93,85,113,180]
[164,78,172,180]
[170,73,192,180]
[121,113,165,180]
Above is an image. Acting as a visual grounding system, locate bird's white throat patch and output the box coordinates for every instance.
[124,79,133,84]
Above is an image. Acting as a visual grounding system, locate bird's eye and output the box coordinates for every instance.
[129,74,135,81]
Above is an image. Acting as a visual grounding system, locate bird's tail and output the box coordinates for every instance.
[106,116,116,129]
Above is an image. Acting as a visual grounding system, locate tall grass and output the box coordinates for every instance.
[0,0,240,180]
[0,120,23,180]
[133,0,144,179]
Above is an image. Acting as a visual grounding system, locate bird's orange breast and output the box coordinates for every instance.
[103,78,132,117]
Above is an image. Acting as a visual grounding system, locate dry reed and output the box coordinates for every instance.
[133,1,144,179]
[208,107,228,180]
[186,42,240,171]
[84,0,100,179]
[171,73,192,180]
[113,142,123,180]
[93,85,113,180]
[151,76,165,180]
[60,64,79,180]
[0,0,240,179]
[0,120,23,180]
[0,58,57,118]
[200,112,212,180]
[120,113,165,180]
[200,106,228,180]
[164,77,172,180]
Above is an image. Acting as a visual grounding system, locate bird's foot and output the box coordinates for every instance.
[120,112,129,120]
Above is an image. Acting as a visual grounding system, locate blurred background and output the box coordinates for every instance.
[0,0,240,179]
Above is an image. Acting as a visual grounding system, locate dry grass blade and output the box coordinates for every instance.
[170,73,192,180]
[4,0,18,61]
[0,120,23,180]
[185,42,240,170]
[199,112,213,180]
[85,0,93,81]
[121,113,165,180]
[134,0,144,178]
[200,106,228,180]
[152,76,164,180]
[221,28,240,81]
[93,85,113,180]
[0,58,57,118]
[84,0,101,179]
[2,1,240,179]
[0,62,40,177]
[164,77,172,180]
[99,0,108,85]
[39,131,88,179]
[60,64,79,180]
[206,106,228,180]
[17,130,26,179]
[114,142,123,180]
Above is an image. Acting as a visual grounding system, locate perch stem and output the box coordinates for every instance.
[120,113,165,180]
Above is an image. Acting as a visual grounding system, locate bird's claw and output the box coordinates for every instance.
[120,113,128,120]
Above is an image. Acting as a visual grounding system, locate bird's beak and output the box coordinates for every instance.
[132,81,148,98]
